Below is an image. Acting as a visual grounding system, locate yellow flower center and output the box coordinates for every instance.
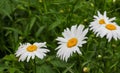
[67,38,78,48]
[99,19,105,24]
[27,45,37,52]
[105,24,116,30]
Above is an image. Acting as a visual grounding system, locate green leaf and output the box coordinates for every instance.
[35,26,45,38]
[48,17,66,31]
[110,61,118,69]
[3,27,22,35]
[0,65,8,72]
[63,63,75,73]
[9,67,17,73]
[29,17,36,31]
[50,60,67,68]
[0,0,16,19]
[36,64,55,73]
[3,54,17,61]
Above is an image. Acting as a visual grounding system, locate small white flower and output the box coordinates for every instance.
[15,42,50,62]
[96,22,120,42]
[89,11,115,34]
[56,25,88,62]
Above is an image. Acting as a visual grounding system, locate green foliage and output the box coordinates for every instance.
[0,0,120,73]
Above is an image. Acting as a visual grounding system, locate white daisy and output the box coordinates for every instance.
[96,22,120,42]
[89,11,116,34]
[56,25,88,62]
[15,42,50,62]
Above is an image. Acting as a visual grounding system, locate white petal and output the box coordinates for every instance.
[27,53,32,62]
[56,37,67,42]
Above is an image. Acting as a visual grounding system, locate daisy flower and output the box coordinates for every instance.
[96,22,120,42]
[89,11,115,34]
[56,25,88,62]
[15,42,50,62]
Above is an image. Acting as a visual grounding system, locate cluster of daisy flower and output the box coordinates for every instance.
[90,11,120,42]
[15,11,120,62]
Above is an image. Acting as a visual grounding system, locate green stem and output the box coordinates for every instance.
[111,40,115,54]
[34,58,36,73]
[66,0,79,25]
[103,39,108,73]
[43,0,47,13]
[103,0,106,10]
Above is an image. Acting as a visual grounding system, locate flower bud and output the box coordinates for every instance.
[98,55,102,58]
[83,67,89,73]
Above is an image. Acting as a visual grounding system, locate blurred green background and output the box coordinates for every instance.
[0,0,120,73]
